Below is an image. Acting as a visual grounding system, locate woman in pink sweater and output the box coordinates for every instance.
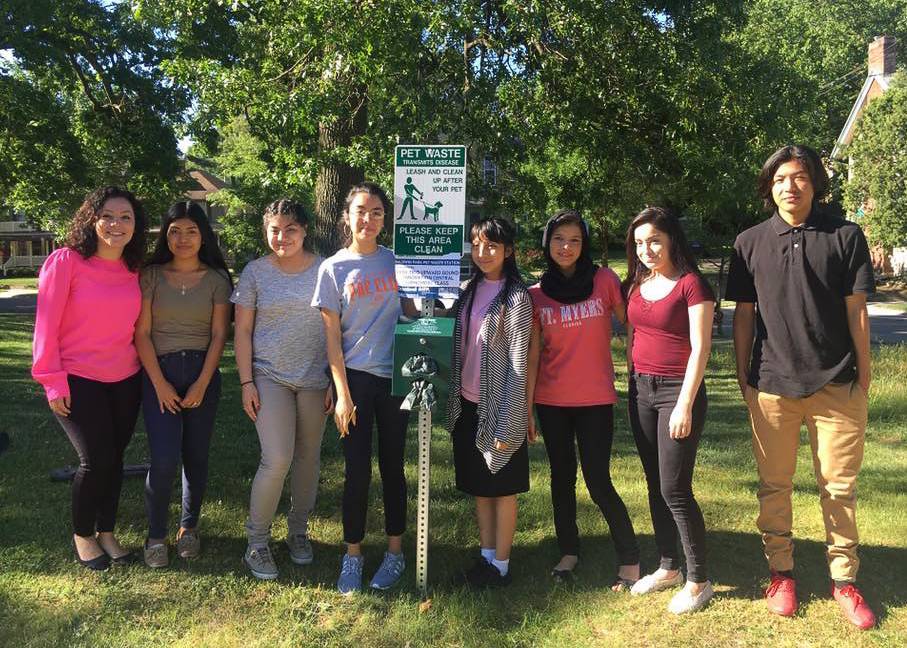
[32,186,147,570]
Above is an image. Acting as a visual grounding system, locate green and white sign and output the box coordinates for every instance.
[393,144,466,298]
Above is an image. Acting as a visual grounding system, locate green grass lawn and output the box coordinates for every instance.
[0,276,38,290]
[0,313,905,647]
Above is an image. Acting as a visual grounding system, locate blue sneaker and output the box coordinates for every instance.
[370,551,405,590]
[337,554,364,595]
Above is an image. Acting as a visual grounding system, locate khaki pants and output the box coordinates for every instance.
[246,376,328,546]
[745,382,867,582]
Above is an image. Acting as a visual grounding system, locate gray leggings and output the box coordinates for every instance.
[246,375,328,545]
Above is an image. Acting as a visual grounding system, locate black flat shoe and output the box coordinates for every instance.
[72,540,110,571]
[105,550,137,566]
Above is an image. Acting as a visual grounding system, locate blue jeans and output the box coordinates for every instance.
[142,350,221,539]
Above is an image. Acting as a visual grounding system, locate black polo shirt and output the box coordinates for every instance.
[725,207,874,398]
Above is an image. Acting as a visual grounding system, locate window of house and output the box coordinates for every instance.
[483,156,496,187]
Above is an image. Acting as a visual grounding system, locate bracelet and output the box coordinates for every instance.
[240,380,254,386]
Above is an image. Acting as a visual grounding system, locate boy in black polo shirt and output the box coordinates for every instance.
[727,144,876,630]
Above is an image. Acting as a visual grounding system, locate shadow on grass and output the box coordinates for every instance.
[4,526,905,625]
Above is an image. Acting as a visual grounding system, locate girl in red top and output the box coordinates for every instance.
[624,207,715,613]
[527,209,640,587]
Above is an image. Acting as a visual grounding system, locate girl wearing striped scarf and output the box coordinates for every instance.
[449,216,533,588]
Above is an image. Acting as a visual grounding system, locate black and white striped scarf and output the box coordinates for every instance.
[448,281,533,474]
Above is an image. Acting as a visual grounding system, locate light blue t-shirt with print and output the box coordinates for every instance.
[311,245,401,378]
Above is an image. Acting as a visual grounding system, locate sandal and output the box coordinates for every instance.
[551,566,577,582]
[551,558,579,582]
[611,576,638,592]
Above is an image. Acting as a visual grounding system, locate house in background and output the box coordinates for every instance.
[833,34,906,275]
[0,215,56,276]
[183,161,229,229]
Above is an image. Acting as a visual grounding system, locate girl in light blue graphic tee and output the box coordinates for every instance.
[312,182,416,595]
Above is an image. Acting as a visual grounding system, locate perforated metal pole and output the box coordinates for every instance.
[416,298,434,597]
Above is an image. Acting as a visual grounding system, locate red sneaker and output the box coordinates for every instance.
[832,583,876,630]
[765,571,798,617]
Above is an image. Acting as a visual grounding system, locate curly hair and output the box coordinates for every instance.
[66,186,147,272]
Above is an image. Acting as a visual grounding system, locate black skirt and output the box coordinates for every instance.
[452,397,529,497]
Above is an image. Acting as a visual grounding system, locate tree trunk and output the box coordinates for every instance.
[598,224,609,267]
[312,90,367,256]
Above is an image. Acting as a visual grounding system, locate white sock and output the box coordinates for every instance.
[492,558,510,576]
[480,547,495,563]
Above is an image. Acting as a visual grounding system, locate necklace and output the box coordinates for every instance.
[168,263,204,295]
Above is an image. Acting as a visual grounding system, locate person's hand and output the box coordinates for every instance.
[154,380,182,414]
[857,373,871,396]
[668,403,693,440]
[334,395,356,437]
[323,386,335,416]
[241,383,260,422]
[49,396,71,417]
[527,409,538,443]
[180,379,208,409]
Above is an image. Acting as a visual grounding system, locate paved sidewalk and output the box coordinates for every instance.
[0,289,38,314]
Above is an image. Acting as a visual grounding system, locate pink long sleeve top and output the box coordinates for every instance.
[32,247,142,401]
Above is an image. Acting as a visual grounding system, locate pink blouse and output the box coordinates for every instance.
[32,248,142,401]
[459,278,504,403]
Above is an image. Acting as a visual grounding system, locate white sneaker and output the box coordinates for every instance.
[630,570,684,595]
[668,581,714,614]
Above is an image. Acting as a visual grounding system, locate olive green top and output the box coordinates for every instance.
[140,264,232,356]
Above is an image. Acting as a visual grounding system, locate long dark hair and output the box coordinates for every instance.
[458,216,525,342]
[622,206,712,298]
[66,186,147,272]
[756,144,828,212]
[146,201,232,287]
[339,181,390,247]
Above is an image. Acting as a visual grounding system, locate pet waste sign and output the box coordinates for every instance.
[393,145,466,298]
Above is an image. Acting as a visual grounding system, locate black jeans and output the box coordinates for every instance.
[536,404,640,565]
[341,369,411,544]
[142,350,221,539]
[628,374,708,582]
[55,372,142,537]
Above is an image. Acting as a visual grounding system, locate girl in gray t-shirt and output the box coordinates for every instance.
[312,182,414,594]
[232,199,331,580]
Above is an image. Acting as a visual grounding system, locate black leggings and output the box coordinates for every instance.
[536,404,639,565]
[54,372,142,537]
[341,368,411,544]
[628,374,708,583]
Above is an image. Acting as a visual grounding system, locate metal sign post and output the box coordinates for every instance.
[415,299,434,597]
[393,144,466,599]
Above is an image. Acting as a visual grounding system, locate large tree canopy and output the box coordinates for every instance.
[1,0,190,230]
[134,0,509,254]
[5,0,906,253]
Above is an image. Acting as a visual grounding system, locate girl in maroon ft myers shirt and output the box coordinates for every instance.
[623,206,715,615]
